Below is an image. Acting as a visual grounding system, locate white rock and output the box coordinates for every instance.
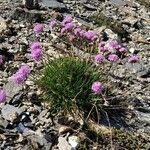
[58,137,71,150]
[129,47,135,54]
[105,29,118,39]
[0,16,7,34]
[68,135,79,149]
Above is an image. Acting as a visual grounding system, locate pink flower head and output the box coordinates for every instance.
[91,35,98,41]
[10,64,31,84]
[10,73,26,84]
[83,31,96,40]
[31,42,42,50]
[128,55,140,63]
[91,82,103,94]
[118,47,128,53]
[18,65,31,76]
[74,27,82,36]
[103,43,111,52]
[31,48,42,61]
[64,22,75,31]
[62,16,73,26]
[95,54,105,64]
[79,30,86,37]
[49,19,57,29]
[108,54,119,62]
[0,55,4,65]
[0,88,6,103]
[33,23,43,34]
[109,40,121,49]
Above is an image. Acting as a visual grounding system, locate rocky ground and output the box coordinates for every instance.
[0,0,150,149]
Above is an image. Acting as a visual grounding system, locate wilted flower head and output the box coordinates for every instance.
[33,23,43,34]
[91,82,103,94]
[31,42,42,50]
[0,55,4,65]
[0,88,6,103]
[128,55,139,63]
[74,27,82,36]
[31,48,42,61]
[108,54,119,62]
[49,19,57,29]
[10,64,31,84]
[62,16,73,26]
[95,54,105,64]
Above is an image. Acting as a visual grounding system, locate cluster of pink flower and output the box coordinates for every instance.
[0,24,44,103]
[10,64,31,84]
[50,16,98,42]
[0,16,141,103]
[50,16,140,66]
[0,65,31,103]
[30,42,43,61]
[95,39,140,64]
[33,23,43,36]
[91,81,103,94]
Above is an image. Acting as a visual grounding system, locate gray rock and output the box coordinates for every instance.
[11,92,23,105]
[104,28,118,39]
[0,116,9,128]
[38,109,49,118]
[83,4,97,11]
[39,0,67,11]
[28,134,52,150]
[38,109,51,124]
[80,0,87,3]
[58,137,72,150]
[17,123,32,135]
[0,16,7,34]
[17,123,52,149]
[1,104,22,122]
[109,0,134,6]
[126,62,150,77]
[136,111,150,124]
[4,81,22,103]
[12,8,44,23]
[23,0,39,9]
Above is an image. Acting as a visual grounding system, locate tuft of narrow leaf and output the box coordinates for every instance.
[34,57,105,113]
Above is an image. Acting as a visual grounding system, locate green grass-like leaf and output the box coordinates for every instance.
[35,57,105,113]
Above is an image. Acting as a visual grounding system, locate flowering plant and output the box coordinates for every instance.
[0,16,140,120]
[34,57,105,113]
